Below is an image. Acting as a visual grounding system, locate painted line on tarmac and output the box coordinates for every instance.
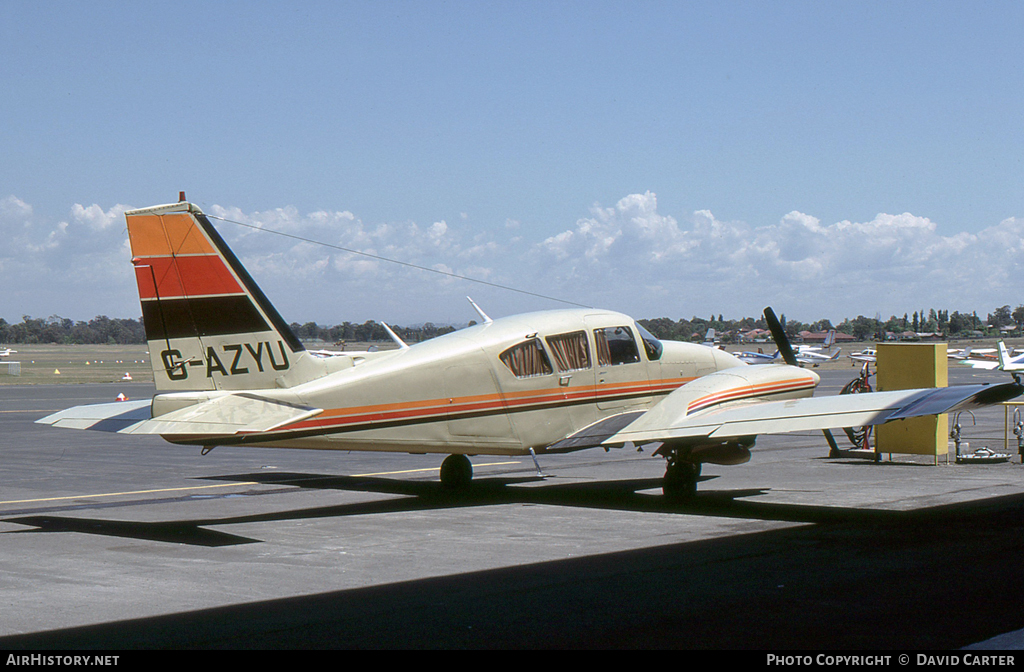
[0,481,260,506]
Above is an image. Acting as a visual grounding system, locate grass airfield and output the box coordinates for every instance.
[0,344,153,385]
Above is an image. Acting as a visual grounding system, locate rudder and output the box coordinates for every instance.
[126,200,317,391]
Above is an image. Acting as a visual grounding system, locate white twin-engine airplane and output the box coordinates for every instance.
[793,330,841,365]
[36,200,1024,497]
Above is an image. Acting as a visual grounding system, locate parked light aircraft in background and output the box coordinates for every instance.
[797,330,836,354]
[960,347,997,362]
[792,330,841,366]
[795,349,841,366]
[739,331,839,367]
[700,328,720,349]
[848,348,877,363]
[996,342,1024,372]
[36,199,1024,497]
[736,348,779,365]
[0,348,16,358]
[961,342,1024,372]
[961,350,999,369]
[793,331,841,366]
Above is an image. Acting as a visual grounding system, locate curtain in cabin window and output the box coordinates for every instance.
[546,331,591,372]
[500,339,553,378]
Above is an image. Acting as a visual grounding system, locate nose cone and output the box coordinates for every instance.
[807,368,821,388]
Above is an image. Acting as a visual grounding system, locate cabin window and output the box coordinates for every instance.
[594,326,641,366]
[499,339,553,378]
[636,322,663,361]
[545,331,591,372]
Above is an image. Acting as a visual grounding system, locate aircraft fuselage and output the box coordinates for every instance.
[154,308,745,455]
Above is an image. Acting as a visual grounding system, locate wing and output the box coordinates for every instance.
[606,381,1022,446]
[544,411,648,452]
[37,394,322,437]
[961,360,1001,370]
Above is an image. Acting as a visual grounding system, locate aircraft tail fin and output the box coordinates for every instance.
[995,341,1024,372]
[999,342,1011,369]
[126,200,321,392]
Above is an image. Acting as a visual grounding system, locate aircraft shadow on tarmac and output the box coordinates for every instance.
[0,469,996,547]
[6,474,1024,649]
[5,484,1024,649]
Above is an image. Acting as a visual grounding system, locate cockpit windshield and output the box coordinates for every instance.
[636,322,663,361]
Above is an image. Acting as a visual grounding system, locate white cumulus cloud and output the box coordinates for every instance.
[2,192,1023,326]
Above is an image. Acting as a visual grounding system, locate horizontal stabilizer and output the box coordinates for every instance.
[125,393,322,436]
[36,399,153,432]
[607,382,1023,446]
[37,394,322,437]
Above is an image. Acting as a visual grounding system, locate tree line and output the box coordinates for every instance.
[2,304,1022,346]
[0,315,146,345]
[0,315,457,345]
[638,306,1024,343]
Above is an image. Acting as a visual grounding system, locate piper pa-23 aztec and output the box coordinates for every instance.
[37,199,1024,497]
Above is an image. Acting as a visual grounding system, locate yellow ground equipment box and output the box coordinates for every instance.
[875,343,948,460]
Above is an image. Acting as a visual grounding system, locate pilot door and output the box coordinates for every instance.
[585,317,651,412]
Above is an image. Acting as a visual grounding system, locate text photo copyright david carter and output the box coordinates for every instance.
[766,654,1016,667]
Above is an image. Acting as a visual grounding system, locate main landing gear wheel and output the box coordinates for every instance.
[440,454,473,490]
[663,461,700,500]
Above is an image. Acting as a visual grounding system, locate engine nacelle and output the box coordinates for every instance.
[688,440,754,465]
[610,363,820,447]
[676,364,820,416]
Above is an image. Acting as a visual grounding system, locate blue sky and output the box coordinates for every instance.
[2,2,1023,327]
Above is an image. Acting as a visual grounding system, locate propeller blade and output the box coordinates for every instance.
[764,307,798,367]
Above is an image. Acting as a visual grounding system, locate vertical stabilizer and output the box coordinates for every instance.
[996,341,1024,372]
[999,342,1011,369]
[126,201,319,391]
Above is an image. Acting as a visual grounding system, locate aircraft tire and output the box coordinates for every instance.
[663,461,699,499]
[440,454,473,489]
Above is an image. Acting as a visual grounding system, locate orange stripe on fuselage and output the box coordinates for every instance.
[271,376,695,435]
